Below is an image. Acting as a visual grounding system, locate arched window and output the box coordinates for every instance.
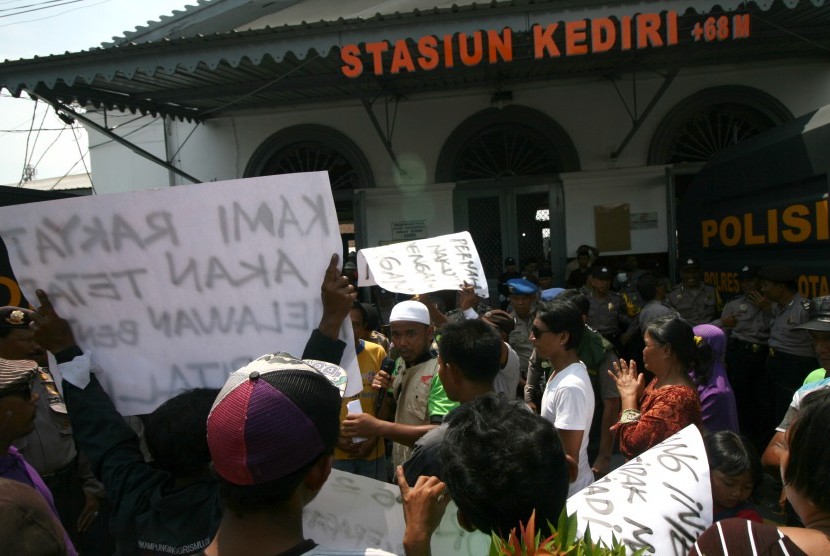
[245,124,373,190]
[245,124,373,252]
[648,86,793,165]
[436,105,580,182]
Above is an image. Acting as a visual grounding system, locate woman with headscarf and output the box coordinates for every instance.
[693,324,739,433]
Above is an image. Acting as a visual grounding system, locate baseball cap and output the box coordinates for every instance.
[207,353,347,486]
[390,300,431,325]
[795,296,830,333]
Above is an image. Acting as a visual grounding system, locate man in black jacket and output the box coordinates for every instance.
[31,254,357,555]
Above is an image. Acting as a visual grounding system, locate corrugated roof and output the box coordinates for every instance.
[1,0,827,122]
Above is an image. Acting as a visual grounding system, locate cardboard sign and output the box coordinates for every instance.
[305,469,490,555]
[0,172,361,415]
[357,232,488,296]
[567,425,712,555]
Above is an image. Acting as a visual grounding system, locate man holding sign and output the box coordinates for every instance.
[342,300,458,468]
[29,255,361,555]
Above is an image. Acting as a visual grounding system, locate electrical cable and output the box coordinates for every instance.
[0,0,81,15]
[0,0,95,19]
[17,99,37,185]
[29,124,67,169]
[71,123,95,194]
[0,0,111,28]
[24,105,49,170]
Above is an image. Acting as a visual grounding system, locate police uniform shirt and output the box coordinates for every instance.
[718,295,771,345]
[638,300,677,333]
[768,293,814,358]
[6,361,77,475]
[583,287,627,338]
[665,284,719,326]
[508,312,534,376]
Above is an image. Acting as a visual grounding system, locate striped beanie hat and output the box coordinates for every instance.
[207,353,346,485]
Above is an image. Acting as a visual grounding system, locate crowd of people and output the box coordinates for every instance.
[1,249,830,555]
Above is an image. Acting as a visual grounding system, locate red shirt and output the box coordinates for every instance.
[613,379,702,459]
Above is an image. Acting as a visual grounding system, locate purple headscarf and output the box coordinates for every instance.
[693,324,739,434]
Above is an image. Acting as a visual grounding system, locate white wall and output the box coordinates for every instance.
[82,59,830,261]
[360,183,455,248]
[86,114,169,192]
[560,167,668,257]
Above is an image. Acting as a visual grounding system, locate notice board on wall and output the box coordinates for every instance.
[594,203,631,252]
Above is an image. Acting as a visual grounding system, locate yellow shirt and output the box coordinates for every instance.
[335,340,387,461]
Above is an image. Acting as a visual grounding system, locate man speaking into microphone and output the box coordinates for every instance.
[341,300,458,474]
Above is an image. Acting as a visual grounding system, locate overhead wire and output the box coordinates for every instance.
[17,98,37,185]
[0,0,96,18]
[24,104,49,169]
[70,122,95,194]
[0,0,81,14]
[0,0,112,28]
[29,124,68,170]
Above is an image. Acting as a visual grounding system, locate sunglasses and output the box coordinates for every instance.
[531,325,553,337]
[0,375,35,401]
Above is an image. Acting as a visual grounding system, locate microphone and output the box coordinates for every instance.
[374,356,396,414]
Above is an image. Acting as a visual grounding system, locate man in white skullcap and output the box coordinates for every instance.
[341,300,458,467]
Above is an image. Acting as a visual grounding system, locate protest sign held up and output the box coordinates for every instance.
[357,231,488,297]
[0,172,361,415]
[305,469,490,555]
[567,425,712,555]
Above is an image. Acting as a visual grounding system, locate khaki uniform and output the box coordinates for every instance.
[508,313,534,378]
[765,294,818,442]
[665,284,721,326]
[716,295,771,345]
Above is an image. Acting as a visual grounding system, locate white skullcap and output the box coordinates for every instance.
[389,300,431,325]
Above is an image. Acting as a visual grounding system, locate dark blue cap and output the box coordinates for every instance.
[507,278,538,295]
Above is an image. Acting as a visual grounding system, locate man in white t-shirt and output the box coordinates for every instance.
[534,299,595,496]
[541,362,595,496]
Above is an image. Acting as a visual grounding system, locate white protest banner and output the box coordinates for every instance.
[0,172,361,414]
[566,425,712,555]
[357,231,488,296]
[304,469,490,555]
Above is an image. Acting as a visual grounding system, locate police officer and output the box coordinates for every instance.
[665,257,722,326]
[759,265,818,441]
[713,265,771,448]
[0,306,110,554]
[582,265,633,355]
[506,278,538,396]
[497,257,523,309]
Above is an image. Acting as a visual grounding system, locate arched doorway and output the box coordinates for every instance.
[245,124,374,255]
[437,105,579,288]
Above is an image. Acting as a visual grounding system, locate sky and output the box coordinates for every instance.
[0,0,195,187]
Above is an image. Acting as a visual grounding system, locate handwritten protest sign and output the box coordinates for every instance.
[305,469,490,555]
[357,232,488,296]
[567,425,712,555]
[0,172,361,414]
